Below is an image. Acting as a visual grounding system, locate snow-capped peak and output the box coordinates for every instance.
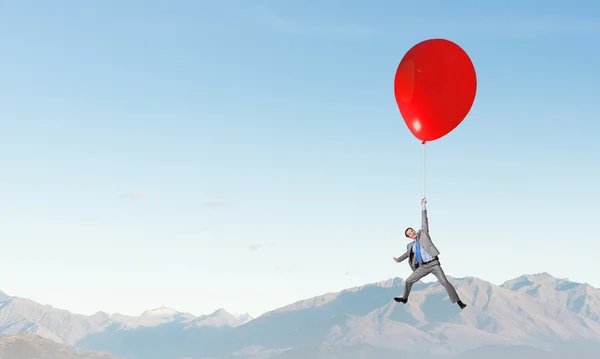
[184,308,244,329]
[233,312,254,324]
[110,307,195,329]
[208,308,230,317]
[502,272,561,287]
[141,307,180,317]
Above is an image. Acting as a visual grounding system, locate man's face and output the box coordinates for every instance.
[405,228,417,240]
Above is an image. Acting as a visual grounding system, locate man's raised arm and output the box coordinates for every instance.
[421,197,429,233]
[393,250,409,263]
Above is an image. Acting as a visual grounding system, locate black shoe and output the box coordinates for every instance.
[457,301,467,309]
[394,297,407,303]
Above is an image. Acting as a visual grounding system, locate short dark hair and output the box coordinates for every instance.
[405,227,413,237]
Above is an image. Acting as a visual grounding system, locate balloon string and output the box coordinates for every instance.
[422,141,426,198]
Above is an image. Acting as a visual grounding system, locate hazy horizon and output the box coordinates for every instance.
[0,271,591,318]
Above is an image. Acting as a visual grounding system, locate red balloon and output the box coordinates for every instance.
[394,39,477,142]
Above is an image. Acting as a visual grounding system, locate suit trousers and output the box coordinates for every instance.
[403,259,460,303]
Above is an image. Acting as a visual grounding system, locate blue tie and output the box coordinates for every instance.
[415,239,423,263]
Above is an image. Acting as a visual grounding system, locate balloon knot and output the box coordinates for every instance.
[422,141,426,145]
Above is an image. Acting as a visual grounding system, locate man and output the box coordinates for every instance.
[393,198,467,309]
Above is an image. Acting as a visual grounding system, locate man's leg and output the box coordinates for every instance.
[395,265,431,303]
[430,263,466,309]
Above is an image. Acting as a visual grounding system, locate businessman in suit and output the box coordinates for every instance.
[393,198,467,309]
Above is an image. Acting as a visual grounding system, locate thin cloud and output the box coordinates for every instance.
[249,242,276,251]
[119,191,145,199]
[345,271,358,276]
[254,7,377,40]
[205,201,232,208]
[249,242,277,251]
[249,244,261,251]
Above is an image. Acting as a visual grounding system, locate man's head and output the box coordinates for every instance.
[405,227,417,240]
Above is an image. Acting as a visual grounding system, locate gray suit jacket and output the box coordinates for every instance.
[396,208,440,271]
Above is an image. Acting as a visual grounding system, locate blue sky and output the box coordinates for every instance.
[1,0,599,317]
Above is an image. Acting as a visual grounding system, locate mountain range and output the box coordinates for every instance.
[1,272,600,359]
